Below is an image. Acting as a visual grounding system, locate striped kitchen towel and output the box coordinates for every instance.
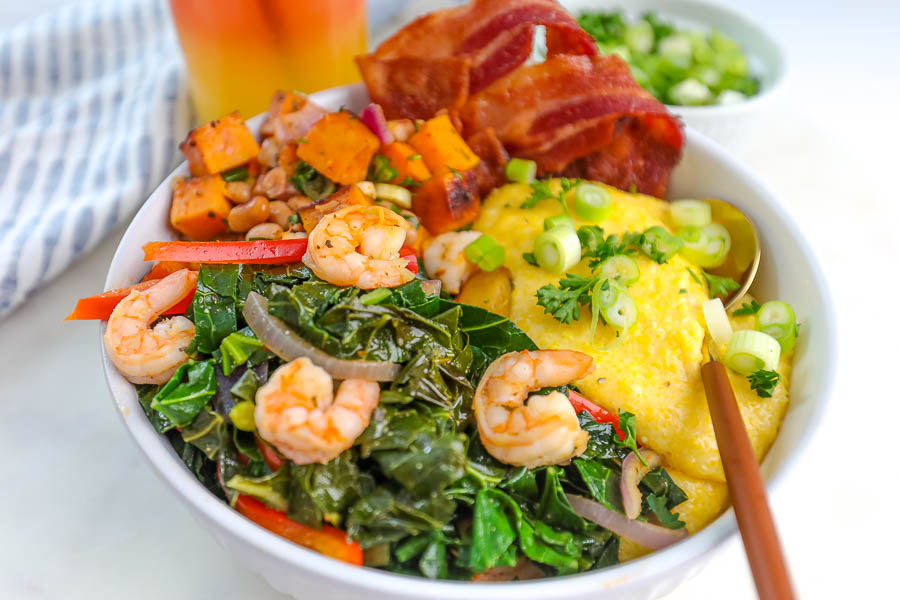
[0,0,191,319]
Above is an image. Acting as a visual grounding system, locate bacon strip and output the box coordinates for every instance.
[357,0,596,119]
[461,55,683,196]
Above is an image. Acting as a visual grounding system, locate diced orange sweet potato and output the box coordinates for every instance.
[170,175,231,240]
[268,90,307,117]
[278,142,299,173]
[380,142,432,184]
[408,114,480,176]
[296,112,379,185]
[179,112,261,177]
[298,184,372,233]
[412,170,480,234]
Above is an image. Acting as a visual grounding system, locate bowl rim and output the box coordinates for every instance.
[562,0,789,115]
[101,84,835,598]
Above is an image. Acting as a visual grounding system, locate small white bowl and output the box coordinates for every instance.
[562,0,787,145]
[102,83,833,600]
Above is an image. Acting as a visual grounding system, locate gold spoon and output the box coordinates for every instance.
[698,198,795,599]
[703,197,760,309]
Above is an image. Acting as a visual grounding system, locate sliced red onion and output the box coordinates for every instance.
[273,101,328,145]
[420,279,442,296]
[621,449,662,520]
[360,103,394,145]
[242,292,400,381]
[566,493,688,550]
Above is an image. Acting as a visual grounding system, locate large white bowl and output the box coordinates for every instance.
[102,83,835,600]
[561,0,787,146]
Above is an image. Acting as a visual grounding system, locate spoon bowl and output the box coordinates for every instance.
[704,197,761,309]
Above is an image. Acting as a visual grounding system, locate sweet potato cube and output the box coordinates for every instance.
[179,112,260,177]
[170,175,231,240]
[412,170,480,234]
[268,90,307,117]
[298,184,372,233]
[408,114,480,176]
[296,112,379,185]
[380,141,432,184]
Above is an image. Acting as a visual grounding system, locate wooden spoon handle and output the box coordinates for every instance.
[701,360,795,600]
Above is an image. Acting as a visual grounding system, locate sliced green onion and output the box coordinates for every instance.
[533,226,581,273]
[360,287,392,305]
[355,181,376,198]
[229,401,256,432]
[702,298,732,346]
[678,223,731,268]
[374,183,412,209]
[668,78,712,106]
[658,34,693,68]
[600,255,640,286]
[641,226,684,263]
[573,182,612,222]
[465,234,506,272]
[670,199,711,228]
[505,158,537,184]
[624,20,654,54]
[724,329,781,375]
[756,301,797,352]
[599,284,638,330]
[544,214,574,231]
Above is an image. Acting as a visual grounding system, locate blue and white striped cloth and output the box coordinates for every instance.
[0,0,190,319]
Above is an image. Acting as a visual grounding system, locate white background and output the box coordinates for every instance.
[1,1,897,598]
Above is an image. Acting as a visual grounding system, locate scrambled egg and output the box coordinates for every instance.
[473,182,792,549]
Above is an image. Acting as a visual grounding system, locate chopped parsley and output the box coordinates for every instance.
[522,252,539,267]
[520,178,579,216]
[733,300,762,316]
[368,154,398,183]
[747,369,780,398]
[221,165,249,182]
[535,273,600,324]
[288,214,300,226]
[702,271,740,298]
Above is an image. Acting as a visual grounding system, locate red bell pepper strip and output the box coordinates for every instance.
[255,435,285,472]
[141,260,189,282]
[65,279,196,321]
[234,495,363,565]
[568,390,625,441]
[402,253,418,274]
[143,239,309,264]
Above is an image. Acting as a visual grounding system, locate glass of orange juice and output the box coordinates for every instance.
[168,0,367,123]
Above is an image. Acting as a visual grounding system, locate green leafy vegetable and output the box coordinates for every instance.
[522,252,539,266]
[149,360,217,428]
[646,494,686,529]
[747,369,780,398]
[219,327,263,376]
[614,410,646,465]
[189,265,242,354]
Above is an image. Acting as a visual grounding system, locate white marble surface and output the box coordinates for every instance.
[1,1,897,598]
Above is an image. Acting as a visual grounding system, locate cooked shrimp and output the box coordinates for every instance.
[474,350,594,468]
[254,357,380,465]
[103,269,197,385]
[423,230,482,294]
[303,204,415,289]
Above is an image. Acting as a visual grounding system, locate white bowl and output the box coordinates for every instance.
[561,0,787,146]
[102,83,835,600]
